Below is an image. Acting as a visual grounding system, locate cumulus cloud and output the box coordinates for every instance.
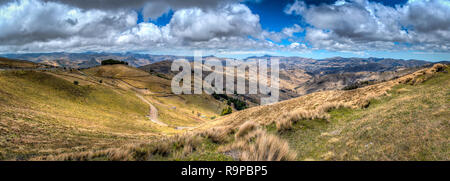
[0,0,137,46]
[0,0,296,54]
[261,24,304,43]
[286,0,450,52]
[3,0,447,55]
[168,4,261,42]
[41,0,241,20]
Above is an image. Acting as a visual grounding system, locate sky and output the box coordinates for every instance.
[0,0,449,61]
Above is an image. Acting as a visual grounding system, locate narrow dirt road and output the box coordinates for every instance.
[135,94,168,127]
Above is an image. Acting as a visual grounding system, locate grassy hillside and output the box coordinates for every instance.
[84,65,226,127]
[38,64,448,161]
[0,57,44,69]
[272,67,449,160]
[0,69,170,160]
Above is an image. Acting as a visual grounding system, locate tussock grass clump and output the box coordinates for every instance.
[276,118,293,132]
[275,102,353,132]
[41,147,132,161]
[288,109,330,121]
[200,126,233,144]
[317,102,353,113]
[235,121,259,139]
[398,63,447,85]
[275,109,327,132]
[221,125,297,161]
[240,133,297,161]
[37,133,205,161]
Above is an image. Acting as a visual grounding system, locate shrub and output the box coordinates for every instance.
[101,59,128,65]
[212,93,248,110]
[342,81,374,90]
[221,106,232,116]
[73,80,79,85]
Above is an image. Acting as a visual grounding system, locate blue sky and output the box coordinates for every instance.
[0,0,449,61]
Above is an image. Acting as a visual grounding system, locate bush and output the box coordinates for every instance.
[101,59,128,65]
[73,80,79,85]
[342,80,374,90]
[212,93,248,110]
[221,106,232,116]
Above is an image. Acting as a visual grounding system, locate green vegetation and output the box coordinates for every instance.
[342,80,376,90]
[221,106,232,116]
[212,93,248,110]
[101,59,128,66]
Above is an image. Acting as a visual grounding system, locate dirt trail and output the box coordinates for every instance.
[135,94,168,127]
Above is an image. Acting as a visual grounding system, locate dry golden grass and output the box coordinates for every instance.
[4,62,448,161]
[0,57,42,69]
[84,65,226,127]
[278,64,449,160]
[220,126,297,161]
[276,118,293,132]
[35,132,204,161]
[274,102,353,132]
[240,133,297,161]
[201,64,447,131]
[235,121,259,138]
[200,126,234,144]
[397,63,447,85]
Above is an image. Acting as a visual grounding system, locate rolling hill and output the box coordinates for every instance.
[0,58,226,160]
[138,57,427,106]
[29,63,449,161]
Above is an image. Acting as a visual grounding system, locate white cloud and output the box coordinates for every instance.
[39,0,242,20]
[168,4,261,42]
[0,0,292,54]
[286,0,450,52]
[0,0,137,45]
[2,0,448,55]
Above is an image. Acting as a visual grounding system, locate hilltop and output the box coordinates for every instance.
[0,57,51,69]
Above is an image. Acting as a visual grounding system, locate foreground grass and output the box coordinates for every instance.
[274,66,449,160]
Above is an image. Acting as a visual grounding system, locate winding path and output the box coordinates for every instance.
[135,94,168,127]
